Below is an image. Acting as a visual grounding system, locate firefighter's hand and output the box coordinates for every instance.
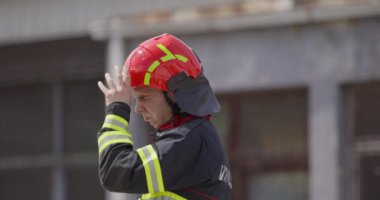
[98,65,131,106]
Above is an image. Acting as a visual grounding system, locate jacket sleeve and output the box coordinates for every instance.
[97,102,148,193]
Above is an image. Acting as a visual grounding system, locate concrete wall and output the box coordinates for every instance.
[172,18,380,92]
[0,0,236,44]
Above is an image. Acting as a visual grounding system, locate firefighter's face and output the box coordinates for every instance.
[133,87,174,129]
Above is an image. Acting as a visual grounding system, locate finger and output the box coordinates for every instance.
[122,67,130,86]
[115,65,123,89]
[105,73,116,90]
[98,81,109,95]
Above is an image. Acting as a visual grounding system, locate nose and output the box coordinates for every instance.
[134,99,144,113]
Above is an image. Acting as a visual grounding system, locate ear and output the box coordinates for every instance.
[167,90,176,102]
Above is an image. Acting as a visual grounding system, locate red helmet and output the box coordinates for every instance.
[124,33,202,91]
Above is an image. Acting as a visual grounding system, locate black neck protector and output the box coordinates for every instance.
[163,91,181,116]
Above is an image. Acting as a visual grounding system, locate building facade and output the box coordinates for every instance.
[0,0,379,200]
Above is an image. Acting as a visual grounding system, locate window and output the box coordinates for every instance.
[66,165,104,200]
[360,155,380,200]
[0,37,106,199]
[215,89,308,200]
[345,82,380,200]
[0,168,51,200]
[0,85,52,156]
[63,80,104,153]
[0,81,105,199]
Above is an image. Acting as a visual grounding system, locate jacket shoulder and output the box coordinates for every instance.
[156,118,205,138]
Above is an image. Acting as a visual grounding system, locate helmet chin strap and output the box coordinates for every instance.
[163,91,181,123]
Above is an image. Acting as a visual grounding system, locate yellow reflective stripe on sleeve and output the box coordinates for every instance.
[98,131,133,154]
[107,114,129,127]
[98,131,132,143]
[137,145,165,193]
[102,123,126,132]
[102,114,129,131]
[98,138,133,154]
[157,44,176,62]
[140,191,187,200]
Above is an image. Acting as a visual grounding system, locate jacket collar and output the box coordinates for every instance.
[158,113,210,132]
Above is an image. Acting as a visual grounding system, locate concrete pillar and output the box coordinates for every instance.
[52,82,66,200]
[105,24,150,200]
[106,28,125,79]
[105,25,131,200]
[308,79,340,200]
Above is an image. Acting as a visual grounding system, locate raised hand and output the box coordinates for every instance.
[98,65,131,106]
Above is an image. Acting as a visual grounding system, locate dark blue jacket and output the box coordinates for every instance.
[98,102,232,200]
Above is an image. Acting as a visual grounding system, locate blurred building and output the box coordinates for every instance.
[0,0,380,200]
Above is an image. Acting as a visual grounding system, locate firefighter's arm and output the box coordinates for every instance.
[97,102,149,193]
[97,66,149,193]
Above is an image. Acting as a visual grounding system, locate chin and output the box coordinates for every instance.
[149,122,159,129]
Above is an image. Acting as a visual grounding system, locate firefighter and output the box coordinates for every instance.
[97,33,232,200]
